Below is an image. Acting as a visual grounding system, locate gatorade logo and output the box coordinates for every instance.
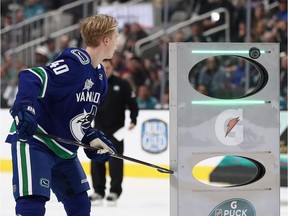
[215,109,243,146]
[209,198,256,216]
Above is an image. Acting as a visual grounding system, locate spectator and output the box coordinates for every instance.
[227,58,245,89]
[1,53,26,107]
[197,57,229,98]
[185,22,210,42]
[252,20,267,42]
[274,0,287,21]
[155,88,169,109]
[117,23,130,52]
[35,45,49,66]
[123,22,148,54]
[45,37,60,63]
[153,36,170,69]
[1,52,18,83]
[262,30,277,42]
[59,34,71,51]
[267,0,287,29]
[2,13,13,28]
[111,51,128,76]
[233,21,246,42]
[123,56,148,93]
[196,84,208,96]
[2,4,24,28]
[143,58,161,100]
[136,85,159,109]
[194,0,214,16]
[15,8,25,23]
[23,0,45,19]
[251,2,269,28]
[272,19,287,53]
[172,30,185,42]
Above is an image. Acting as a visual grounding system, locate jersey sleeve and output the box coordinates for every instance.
[14,68,44,105]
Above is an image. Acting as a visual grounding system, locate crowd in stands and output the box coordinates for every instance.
[1,0,287,110]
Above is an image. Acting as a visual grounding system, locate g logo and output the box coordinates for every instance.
[231,201,237,209]
[215,109,243,146]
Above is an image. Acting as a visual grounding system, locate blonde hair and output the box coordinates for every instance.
[80,14,118,47]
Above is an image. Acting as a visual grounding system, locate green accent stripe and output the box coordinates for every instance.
[20,142,29,196]
[9,123,76,159]
[29,67,48,98]
[9,122,16,133]
[34,128,76,159]
[9,122,75,159]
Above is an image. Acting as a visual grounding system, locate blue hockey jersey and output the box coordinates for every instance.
[6,48,108,159]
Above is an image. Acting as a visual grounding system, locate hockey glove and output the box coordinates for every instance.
[10,102,37,142]
[82,129,117,163]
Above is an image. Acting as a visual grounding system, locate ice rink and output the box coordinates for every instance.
[0,172,287,216]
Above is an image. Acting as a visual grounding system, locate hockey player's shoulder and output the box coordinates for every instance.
[59,48,91,65]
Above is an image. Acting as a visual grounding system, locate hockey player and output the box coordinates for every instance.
[5,14,119,216]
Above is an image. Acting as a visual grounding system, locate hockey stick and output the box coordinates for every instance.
[36,132,174,174]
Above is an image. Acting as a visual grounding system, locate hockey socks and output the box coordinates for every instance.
[63,191,91,216]
[16,196,46,216]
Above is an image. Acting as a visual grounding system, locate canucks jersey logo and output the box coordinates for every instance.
[70,105,97,141]
[71,49,90,65]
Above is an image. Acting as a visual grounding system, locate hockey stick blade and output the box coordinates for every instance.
[36,132,174,175]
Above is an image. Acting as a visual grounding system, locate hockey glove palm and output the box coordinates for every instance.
[10,102,37,142]
[82,129,116,163]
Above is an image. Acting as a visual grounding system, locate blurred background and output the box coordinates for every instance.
[0,0,287,214]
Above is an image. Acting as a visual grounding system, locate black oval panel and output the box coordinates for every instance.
[192,155,265,187]
[188,56,268,99]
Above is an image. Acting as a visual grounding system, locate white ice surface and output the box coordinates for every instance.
[0,173,169,216]
[0,173,287,216]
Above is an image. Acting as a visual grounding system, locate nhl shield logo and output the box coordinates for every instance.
[141,119,168,153]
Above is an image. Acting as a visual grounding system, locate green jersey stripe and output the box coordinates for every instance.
[19,142,29,196]
[9,122,17,134]
[34,127,76,159]
[8,122,76,159]
[28,67,48,98]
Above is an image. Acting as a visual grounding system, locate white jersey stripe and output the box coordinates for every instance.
[25,144,33,195]
[16,142,23,197]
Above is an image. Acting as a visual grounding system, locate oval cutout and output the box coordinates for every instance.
[188,56,268,99]
[192,155,265,187]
